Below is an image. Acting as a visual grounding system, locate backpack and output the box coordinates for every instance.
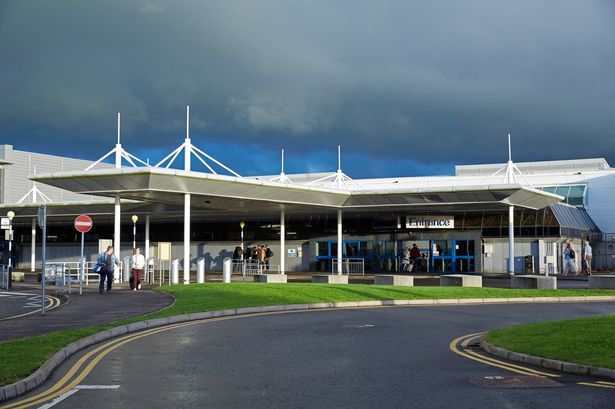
[266,248,273,258]
[94,253,107,274]
[569,249,575,259]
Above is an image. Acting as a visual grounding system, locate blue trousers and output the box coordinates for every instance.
[99,270,114,291]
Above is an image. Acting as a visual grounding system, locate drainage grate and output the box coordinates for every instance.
[469,376,563,389]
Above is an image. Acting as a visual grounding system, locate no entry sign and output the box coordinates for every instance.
[74,214,93,233]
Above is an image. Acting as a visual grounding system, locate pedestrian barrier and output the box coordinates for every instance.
[232,259,281,281]
[331,258,365,275]
[0,264,9,290]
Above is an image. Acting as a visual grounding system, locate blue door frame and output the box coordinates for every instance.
[430,239,475,274]
[315,240,373,271]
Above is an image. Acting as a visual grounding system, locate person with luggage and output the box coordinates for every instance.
[410,244,422,272]
[131,248,145,291]
[95,246,120,294]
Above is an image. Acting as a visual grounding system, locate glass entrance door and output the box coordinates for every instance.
[430,239,476,274]
[315,240,374,272]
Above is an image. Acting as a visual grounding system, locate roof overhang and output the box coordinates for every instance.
[30,167,563,215]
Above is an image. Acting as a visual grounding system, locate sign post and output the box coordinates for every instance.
[74,215,93,295]
[38,205,47,316]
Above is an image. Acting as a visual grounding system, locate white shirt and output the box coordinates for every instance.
[131,254,146,269]
[584,244,592,257]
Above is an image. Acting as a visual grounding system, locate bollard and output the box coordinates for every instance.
[147,258,155,284]
[197,257,205,283]
[223,257,232,283]
[171,259,179,284]
[123,257,131,282]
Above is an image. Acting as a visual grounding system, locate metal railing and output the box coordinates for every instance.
[45,263,72,294]
[331,258,365,275]
[0,264,9,290]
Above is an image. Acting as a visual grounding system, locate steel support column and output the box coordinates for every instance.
[31,218,36,272]
[183,193,191,284]
[508,205,515,276]
[337,209,343,275]
[280,209,285,274]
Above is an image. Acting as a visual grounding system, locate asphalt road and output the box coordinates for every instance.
[0,290,47,320]
[13,302,615,409]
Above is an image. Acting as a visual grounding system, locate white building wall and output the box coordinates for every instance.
[0,145,111,205]
[17,240,308,272]
[584,173,615,233]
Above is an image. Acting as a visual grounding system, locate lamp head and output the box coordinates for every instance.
[131,215,139,224]
[239,220,245,229]
[7,211,15,220]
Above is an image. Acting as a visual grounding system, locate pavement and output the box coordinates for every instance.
[0,283,174,342]
[7,302,614,409]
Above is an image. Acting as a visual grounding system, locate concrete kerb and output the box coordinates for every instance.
[1,295,614,402]
[480,339,615,381]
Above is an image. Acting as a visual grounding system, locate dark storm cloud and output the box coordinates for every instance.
[1,0,614,176]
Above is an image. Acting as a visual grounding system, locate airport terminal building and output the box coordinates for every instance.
[1,140,614,277]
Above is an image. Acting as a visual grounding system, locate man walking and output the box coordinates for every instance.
[97,246,120,294]
[583,240,592,275]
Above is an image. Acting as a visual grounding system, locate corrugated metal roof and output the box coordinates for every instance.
[549,203,600,232]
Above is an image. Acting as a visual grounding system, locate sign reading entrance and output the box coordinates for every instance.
[74,214,93,233]
[406,216,455,229]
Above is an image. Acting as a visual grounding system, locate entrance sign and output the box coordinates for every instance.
[406,216,455,229]
[74,215,93,233]
[74,215,93,295]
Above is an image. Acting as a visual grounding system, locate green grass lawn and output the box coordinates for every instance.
[1,283,614,386]
[485,314,615,369]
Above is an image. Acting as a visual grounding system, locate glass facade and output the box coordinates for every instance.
[539,184,587,207]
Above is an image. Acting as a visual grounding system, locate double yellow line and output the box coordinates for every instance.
[0,295,61,321]
[578,380,615,389]
[1,319,205,409]
[2,310,301,409]
[450,332,615,389]
[449,332,560,377]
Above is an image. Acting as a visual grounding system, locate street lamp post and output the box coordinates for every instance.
[131,215,138,252]
[6,211,15,289]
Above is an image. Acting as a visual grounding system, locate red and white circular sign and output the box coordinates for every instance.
[74,214,93,233]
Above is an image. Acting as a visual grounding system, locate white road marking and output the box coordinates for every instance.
[0,291,37,296]
[36,389,79,409]
[23,296,43,308]
[36,385,120,408]
[75,385,121,390]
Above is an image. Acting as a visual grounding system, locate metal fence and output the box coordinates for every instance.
[593,234,615,272]
[331,258,365,275]
[232,259,281,281]
[0,264,9,290]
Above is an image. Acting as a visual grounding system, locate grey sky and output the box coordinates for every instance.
[1,0,614,176]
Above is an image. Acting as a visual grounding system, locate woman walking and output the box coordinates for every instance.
[563,243,578,276]
[131,248,146,291]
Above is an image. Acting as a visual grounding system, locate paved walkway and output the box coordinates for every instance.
[0,284,174,342]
